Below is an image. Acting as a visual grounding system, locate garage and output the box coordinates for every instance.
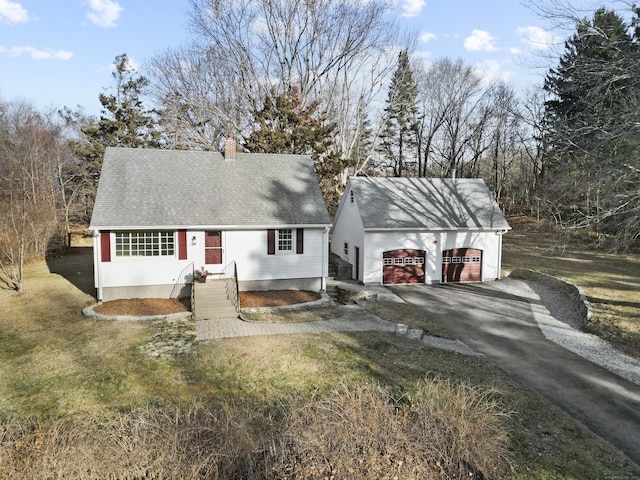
[442,248,482,283]
[382,249,426,284]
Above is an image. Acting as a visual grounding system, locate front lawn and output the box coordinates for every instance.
[0,244,638,478]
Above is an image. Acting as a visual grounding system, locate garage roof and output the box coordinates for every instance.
[349,177,511,230]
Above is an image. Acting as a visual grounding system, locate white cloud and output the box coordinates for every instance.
[418,31,437,44]
[509,47,522,55]
[401,0,426,18]
[2,45,73,60]
[517,26,559,51]
[464,29,497,52]
[473,59,512,84]
[0,0,28,24]
[86,0,122,28]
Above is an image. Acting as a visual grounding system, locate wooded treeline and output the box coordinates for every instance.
[1,0,639,291]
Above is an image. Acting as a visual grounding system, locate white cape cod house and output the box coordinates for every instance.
[89,143,331,302]
[330,177,510,285]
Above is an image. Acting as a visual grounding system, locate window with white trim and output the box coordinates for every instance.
[344,242,349,256]
[278,229,293,252]
[383,258,393,265]
[115,231,175,257]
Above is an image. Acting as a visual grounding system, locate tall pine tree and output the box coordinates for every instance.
[379,50,420,177]
[543,7,640,248]
[244,86,343,212]
[62,54,160,223]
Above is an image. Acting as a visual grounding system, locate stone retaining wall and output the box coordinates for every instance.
[509,268,592,323]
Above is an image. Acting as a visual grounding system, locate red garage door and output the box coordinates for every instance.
[382,249,426,285]
[442,248,482,283]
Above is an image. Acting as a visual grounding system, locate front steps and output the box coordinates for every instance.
[192,279,238,320]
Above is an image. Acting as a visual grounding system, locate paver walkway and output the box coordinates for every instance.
[196,304,396,340]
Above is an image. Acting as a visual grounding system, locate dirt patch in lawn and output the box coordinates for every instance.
[239,290,321,308]
[93,298,190,316]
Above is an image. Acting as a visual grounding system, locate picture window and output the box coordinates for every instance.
[115,231,174,257]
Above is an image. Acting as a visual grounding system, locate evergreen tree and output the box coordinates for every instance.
[379,50,420,177]
[543,7,640,248]
[62,54,160,223]
[245,86,343,212]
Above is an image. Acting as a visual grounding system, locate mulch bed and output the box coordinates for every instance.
[93,298,189,316]
[93,290,321,316]
[239,290,321,308]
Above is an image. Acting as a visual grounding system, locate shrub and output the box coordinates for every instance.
[0,379,511,479]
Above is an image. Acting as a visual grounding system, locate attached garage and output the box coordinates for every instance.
[382,249,426,284]
[442,248,482,283]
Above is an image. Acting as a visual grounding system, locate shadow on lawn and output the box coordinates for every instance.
[46,247,95,298]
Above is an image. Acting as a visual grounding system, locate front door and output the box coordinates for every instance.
[205,231,222,265]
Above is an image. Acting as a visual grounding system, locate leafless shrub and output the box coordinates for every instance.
[0,380,511,479]
[269,379,512,479]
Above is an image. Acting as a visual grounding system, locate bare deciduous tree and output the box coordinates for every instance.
[0,100,62,291]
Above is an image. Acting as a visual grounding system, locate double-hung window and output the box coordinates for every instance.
[115,231,175,257]
[278,229,293,252]
[267,228,303,255]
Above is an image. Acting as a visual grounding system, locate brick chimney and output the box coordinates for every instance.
[224,137,236,161]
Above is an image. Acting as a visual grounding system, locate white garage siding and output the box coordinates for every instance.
[362,230,504,285]
[330,185,365,280]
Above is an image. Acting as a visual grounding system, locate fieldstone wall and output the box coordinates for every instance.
[509,268,592,323]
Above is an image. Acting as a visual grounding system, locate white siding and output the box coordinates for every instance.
[226,228,327,282]
[330,184,365,279]
[95,228,328,293]
[363,230,504,284]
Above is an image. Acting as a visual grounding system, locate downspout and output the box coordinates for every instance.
[322,226,330,291]
[93,230,103,302]
[495,229,509,280]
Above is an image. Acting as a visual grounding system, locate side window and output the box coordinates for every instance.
[278,229,293,252]
[344,242,349,256]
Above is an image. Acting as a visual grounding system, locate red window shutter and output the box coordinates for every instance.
[267,229,276,255]
[296,228,304,254]
[178,230,187,260]
[100,231,111,262]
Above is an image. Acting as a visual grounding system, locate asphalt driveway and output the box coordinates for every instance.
[390,281,640,467]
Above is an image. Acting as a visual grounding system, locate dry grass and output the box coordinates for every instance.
[0,381,511,480]
[503,215,640,359]
[1,245,639,479]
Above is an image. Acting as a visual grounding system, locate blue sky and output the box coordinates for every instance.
[0,0,598,116]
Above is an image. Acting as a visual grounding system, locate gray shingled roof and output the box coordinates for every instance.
[90,147,331,228]
[349,177,510,230]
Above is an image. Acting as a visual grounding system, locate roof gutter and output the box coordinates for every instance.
[90,223,333,230]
